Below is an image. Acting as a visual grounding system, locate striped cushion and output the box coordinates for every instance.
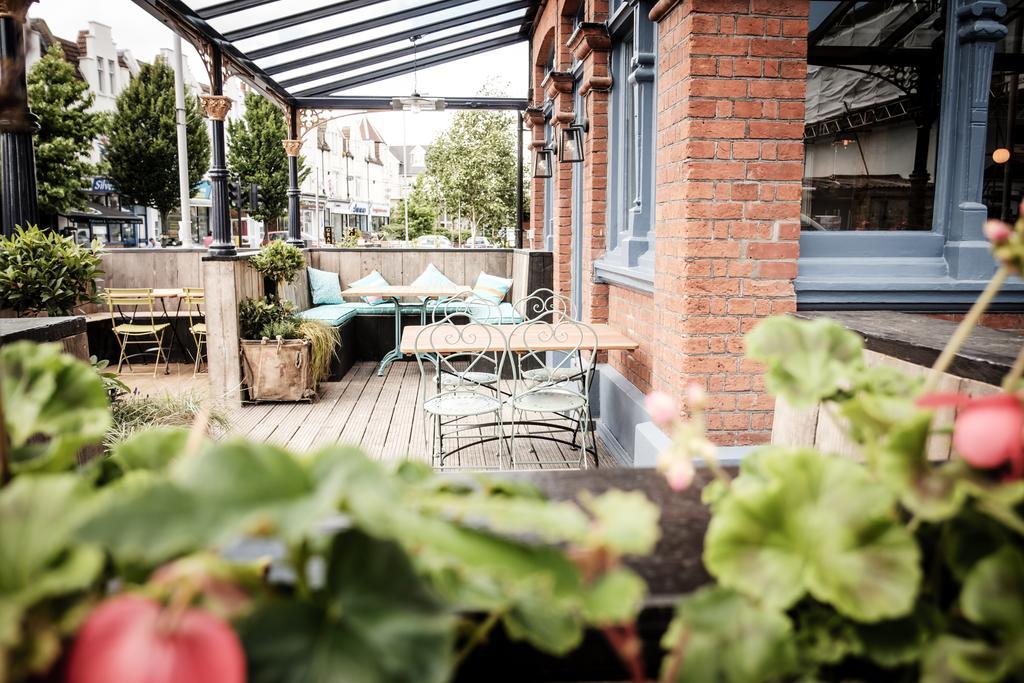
[472,272,513,304]
[348,270,389,305]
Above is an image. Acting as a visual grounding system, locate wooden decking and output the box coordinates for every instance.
[117,361,622,469]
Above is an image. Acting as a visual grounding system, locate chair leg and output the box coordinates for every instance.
[151,332,164,377]
[193,338,203,376]
[508,409,519,469]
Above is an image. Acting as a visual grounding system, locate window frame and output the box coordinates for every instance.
[594,0,657,294]
[798,0,1024,309]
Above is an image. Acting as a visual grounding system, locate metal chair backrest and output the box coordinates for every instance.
[511,316,599,398]
[514,287,572,322]
[431,290,510,324]
[414,314,508,394]
[182,287,205,326]
[104,288,158,329]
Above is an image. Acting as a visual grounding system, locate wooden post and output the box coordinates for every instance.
[202,257,244,406]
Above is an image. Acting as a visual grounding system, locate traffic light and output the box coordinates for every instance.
[227,181,242,210]
[249,183,262,212]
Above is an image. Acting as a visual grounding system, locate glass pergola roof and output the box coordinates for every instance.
[131,0,537,110]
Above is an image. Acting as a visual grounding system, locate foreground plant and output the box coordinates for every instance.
[651,222,1024,681]
[0,225,102,317]
[0,342,659,683]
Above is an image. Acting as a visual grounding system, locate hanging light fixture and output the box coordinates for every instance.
[533,146,554,178]
[560,124,585,163]
[390,35,446,113]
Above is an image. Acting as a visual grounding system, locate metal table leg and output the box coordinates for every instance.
[377,296,405,376]
[159,296,189,375]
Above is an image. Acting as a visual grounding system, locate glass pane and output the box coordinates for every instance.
[983,12,1024,221]
[804,0,941,231]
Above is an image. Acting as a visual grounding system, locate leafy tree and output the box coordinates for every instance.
[105,58,210,232]
[388,175,437,239]
[27,44,107,225]
[422,107,517,241]
[227,92,295,227]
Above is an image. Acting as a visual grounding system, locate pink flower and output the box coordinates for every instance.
[664,458,696,491]
[645,391,678,427]
[917,393,1024,478]
[984,219,1012,244]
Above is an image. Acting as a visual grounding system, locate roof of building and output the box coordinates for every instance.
[358,117,384,144]
[389,145,429,174]
[29,18,82,77]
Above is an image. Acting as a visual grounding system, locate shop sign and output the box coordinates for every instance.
[92,177,117,193]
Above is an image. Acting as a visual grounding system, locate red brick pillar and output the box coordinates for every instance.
[542,71,576,301]
[651,0,806,445]
[525,106,547,250]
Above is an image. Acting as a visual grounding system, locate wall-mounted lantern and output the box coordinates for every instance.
[559,124,586,163]
[533,147,555,178]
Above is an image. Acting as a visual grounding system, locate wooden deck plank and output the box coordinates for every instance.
[119,361,618,469]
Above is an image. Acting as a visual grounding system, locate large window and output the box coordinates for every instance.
[799,0,1024,308]
[596,0,656,291]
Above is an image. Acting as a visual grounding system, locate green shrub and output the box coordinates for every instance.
[259,319,299,340]
[249,239,304,286]
[237,296,296,340]
[296,319,339,387]
[0,225,102,316]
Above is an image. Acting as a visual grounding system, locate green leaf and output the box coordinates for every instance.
[580,567,646,626]
[961,546,1024,634]
[412,491,590,544]
[704,448,921,621]
[0,474,103,646]
[660,586,797,683]
[921,636,1008,683]
[238,530,453,683]
[745,316,863,407]
[1,341,110,473]
[581,489,661,555]
[108,426,191,473]
[502,593,583,655]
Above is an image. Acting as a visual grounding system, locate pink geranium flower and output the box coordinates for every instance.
[917,392,1024,479]
[664,458,696,491]
[645,391,678,427]
[983,219,1013,244]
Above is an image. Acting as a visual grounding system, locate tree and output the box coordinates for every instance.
[105,58,210,232]
[422,107,517,241]
[227,92,293,226]
[388,175,437,239]
[27,43,107,226]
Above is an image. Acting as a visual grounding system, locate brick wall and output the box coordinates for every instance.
[528,0,805,447]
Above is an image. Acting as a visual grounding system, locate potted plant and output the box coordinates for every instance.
[0,225,102,316]
[248,239,304,298]
[237,296,337,402]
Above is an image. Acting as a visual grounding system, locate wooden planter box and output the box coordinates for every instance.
[240,338,315,402]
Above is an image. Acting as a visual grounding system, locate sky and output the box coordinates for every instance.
[28,0,529,146]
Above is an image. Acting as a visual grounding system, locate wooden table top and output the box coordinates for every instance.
[151,288,186,298]
[340,284,470,299]
[400,323,639,354]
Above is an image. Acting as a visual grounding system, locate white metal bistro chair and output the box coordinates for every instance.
[512,288,578,384]
[426,291,512,390]
[414,316,509,470]
[508,317,599,469]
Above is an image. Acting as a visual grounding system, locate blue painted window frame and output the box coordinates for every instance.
[798,0,1024,310]
[594,0,658,293]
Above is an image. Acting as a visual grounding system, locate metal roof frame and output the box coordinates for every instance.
[129,0,538,111]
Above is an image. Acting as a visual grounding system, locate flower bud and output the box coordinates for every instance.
[664,458,696,491]
[983,219,1012,244]
[645,391,678,427]
[686,383,707,411]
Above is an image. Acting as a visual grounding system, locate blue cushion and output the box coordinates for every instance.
[410,263,456,301]
[298,304,359,327]
[307,266,343,305]
[473,272,513,304]
[348,270,389,305]
[425,300,522,324]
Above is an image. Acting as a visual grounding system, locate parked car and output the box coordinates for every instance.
[464,236,491,248]
[415,234,452,248]
[264,231,321,247]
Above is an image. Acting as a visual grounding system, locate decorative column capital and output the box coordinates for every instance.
[199,94,232,121]
[524,106,546,128]
[957,0,1008,42]
[0,0,36,20]
[281,139,302,157]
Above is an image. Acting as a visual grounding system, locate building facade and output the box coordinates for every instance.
[525,0,1024,459]
[298,116,400,241]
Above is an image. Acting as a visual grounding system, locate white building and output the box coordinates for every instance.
[299,116,402,241]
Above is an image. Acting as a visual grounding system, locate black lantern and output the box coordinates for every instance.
[533,147,554,178]
[560,124,585,163]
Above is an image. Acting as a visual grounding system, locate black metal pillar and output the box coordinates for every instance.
[284,108,303,248]
[515,110,524,249]
[202,45,235,257]
[0,2,38,237]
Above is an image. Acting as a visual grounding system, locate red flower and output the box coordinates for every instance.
[917,392,1024,479]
